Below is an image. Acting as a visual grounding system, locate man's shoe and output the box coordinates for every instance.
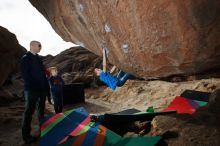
[24,135,37,144]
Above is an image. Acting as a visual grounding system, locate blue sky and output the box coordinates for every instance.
[0,0,75,55]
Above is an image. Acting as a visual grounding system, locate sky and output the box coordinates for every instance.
[0,0,75,55]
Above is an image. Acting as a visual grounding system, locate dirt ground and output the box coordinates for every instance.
[0,78,220,146]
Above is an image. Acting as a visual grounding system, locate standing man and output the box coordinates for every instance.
[21,41,49,144]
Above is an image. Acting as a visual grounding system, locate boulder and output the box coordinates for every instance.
[42,46,103,85]
[29,0,220,78]
[0,26,26,86]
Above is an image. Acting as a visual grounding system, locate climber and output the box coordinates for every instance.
[94,48,132,91]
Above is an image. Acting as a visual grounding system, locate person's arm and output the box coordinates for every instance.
[110,65,117,74]
[21,56,31,89]
[39,56,50,90]
[48,77,53,88]
[60,76,65,86]
[102,48,107,73]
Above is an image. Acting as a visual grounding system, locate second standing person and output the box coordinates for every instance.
[48,67,65,114]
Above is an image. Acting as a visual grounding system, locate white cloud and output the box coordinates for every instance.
[0,0,75,55]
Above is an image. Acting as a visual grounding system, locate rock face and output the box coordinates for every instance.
[0,26,26,86]
[29,0,220,78]
[43,46,103,85]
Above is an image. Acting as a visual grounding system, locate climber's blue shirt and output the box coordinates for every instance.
[99,71,118,91]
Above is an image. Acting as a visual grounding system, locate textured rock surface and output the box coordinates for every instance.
[0,26,26,86]
[29,0,220,78]
[43,46,103,85]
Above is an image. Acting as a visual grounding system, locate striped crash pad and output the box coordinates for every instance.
[40,107,91,146]
[163,96,208,114]
[180,90,210,102]
[58,124,161,146]
[40,107,161,146]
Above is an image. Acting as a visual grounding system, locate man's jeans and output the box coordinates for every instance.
[22,91,46,140]
[116,70,131,87]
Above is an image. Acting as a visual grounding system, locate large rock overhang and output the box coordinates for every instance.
[29,0,220,78]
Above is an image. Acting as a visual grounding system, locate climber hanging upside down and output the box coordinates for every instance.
[94,48,132,91]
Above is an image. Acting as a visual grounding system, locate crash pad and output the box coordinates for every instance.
[163,96,208,114]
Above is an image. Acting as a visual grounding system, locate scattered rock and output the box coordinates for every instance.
[124,132,138,137]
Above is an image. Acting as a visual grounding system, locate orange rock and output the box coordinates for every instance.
[29,0,220,78]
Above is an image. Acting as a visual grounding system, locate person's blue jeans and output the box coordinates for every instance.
[51,91,63,114]
[116,70,131,87]
[22,91,46,140]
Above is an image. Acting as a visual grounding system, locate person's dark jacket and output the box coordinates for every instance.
[21,52,49,92]
[48,75,64,94]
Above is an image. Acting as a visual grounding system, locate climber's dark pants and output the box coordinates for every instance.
[22,91,46,140]
[116,70,132,87]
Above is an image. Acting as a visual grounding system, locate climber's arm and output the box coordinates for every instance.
[110,65,117,74]
[103,48,107,73]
